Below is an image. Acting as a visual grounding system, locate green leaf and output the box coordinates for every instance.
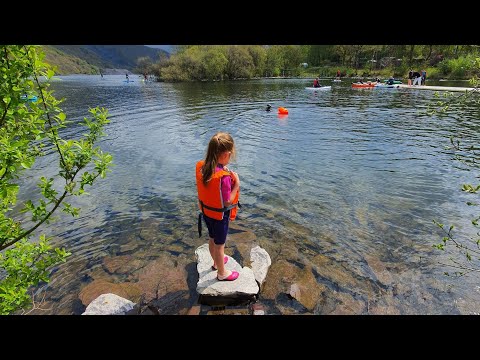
[0,45,111,314]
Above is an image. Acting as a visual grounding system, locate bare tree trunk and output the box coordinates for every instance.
[426,45,433,61]
[408,45,415,66]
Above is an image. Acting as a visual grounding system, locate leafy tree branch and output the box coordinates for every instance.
[0,45,113,314]
[429,56,480,277]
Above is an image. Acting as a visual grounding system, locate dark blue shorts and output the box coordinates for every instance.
[203,211,230,245]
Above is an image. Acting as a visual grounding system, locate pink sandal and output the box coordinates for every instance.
[217,270,239,281]
[211,256,228,271]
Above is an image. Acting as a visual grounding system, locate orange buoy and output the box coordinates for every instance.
[278,107,288,115]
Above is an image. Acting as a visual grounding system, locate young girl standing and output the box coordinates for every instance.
[196,132,240,281]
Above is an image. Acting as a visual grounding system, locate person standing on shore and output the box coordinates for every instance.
[412,71,422,86]
[408,69,413,86]
[421,70,427,85]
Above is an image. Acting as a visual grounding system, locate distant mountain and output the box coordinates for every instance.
[41,45,169,74]
[145,45,174,54]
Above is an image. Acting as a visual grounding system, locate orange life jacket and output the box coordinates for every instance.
[196,160,239,221]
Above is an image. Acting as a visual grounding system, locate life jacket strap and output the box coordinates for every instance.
[199,201,238,213]
[198,202,242,238]
[198,213,203,238]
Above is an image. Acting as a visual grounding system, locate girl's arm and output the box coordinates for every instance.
[224,171,240,206]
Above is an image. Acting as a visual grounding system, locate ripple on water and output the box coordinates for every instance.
[24,77,480,314]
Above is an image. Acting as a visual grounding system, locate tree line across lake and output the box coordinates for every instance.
[133,45,480,82]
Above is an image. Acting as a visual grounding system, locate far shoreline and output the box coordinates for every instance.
[51,74,473,83]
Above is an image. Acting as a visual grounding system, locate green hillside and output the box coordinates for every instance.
[42,46,99,75]
[40,45,168,75]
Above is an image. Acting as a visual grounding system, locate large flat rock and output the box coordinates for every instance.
[195,244,259,305]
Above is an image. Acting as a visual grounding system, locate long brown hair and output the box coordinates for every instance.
[202,132,236,185]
